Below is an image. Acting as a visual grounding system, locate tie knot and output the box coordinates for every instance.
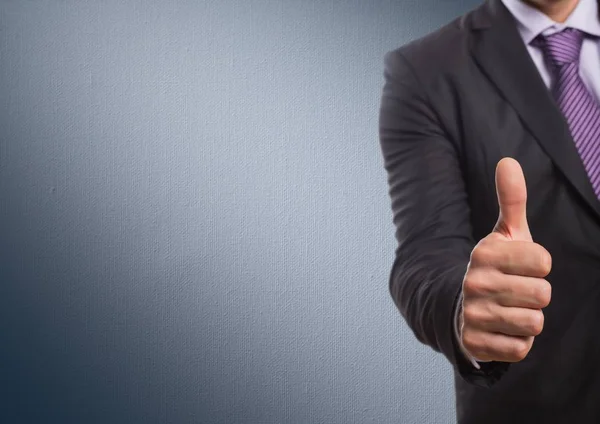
[534,28,585,66]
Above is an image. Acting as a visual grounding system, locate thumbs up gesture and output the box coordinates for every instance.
[459,158,552,363]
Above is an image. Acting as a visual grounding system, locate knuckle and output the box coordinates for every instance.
[461,331,479,354]
[535,280,552,307]
[470,244,492,266]
[526,311,544,335]
[462,305,481,326]
[535,244,552,275]
[463,274,483,297]
[510,340,530,361]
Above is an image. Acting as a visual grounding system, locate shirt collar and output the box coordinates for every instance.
[501,0,600,44]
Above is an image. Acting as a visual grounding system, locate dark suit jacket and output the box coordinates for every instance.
[379,0,600,422]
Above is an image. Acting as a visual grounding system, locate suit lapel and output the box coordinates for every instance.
[468,0,600,219]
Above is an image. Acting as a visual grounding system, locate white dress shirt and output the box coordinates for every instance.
[455,0,600,369]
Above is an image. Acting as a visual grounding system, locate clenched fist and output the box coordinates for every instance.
[459,157,552,363]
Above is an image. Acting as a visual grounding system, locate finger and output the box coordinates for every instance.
[466,303,545,337]
[464,269,551,309]
[471,239,552,278]
[493,157,532,242]
[494,276,551,309]
[462,329,533,363]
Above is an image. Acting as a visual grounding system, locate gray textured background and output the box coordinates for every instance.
[0,0,481,423]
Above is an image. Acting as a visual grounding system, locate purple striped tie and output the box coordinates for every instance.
[535,28,600,198]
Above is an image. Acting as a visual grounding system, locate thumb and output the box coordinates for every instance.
[493,157,532,241]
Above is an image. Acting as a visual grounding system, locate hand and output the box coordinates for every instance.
[459,157,552,363]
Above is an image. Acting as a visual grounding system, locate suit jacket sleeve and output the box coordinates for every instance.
[378,48,509,387]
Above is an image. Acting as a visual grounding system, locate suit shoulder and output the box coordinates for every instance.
[384,10,476,79]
